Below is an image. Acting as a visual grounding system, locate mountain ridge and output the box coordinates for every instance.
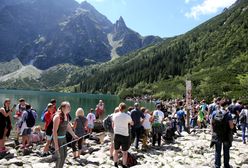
[0,0,161,69]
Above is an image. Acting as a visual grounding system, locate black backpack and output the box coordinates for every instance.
[212,110,231,142]
[26,109,36,127]
[240,112,247,124]
[126,152,138,167]
[103,115,113,133]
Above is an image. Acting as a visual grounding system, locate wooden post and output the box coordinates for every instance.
[186,80,192,133]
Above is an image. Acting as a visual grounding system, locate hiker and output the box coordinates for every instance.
[151,104,165,147]
[211,100,234,168]
[127,106,134,115]
[50,99,57,113]
[176,106,186,132]
[19,104,38,149]
[0,99,14,153]
[41,99,57,123]
[130,103,145,150]
[190,107,198,128]
[235,100,243,132]
[71,108,88,158]
[112,103,133,168]
[95,100,105,119]
[53,101,78,168]
[142,108,152,150]
[41,103,54,156]
[104,107,119,160]
[239,105,248,144]
[87,108,96,134]
[197,100,207,129]
[208,98,219,122]
[14,98,26,145]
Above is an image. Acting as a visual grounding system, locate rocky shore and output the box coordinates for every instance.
[1,130,248,168]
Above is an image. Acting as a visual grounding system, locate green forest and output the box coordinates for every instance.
[69,0,248,101]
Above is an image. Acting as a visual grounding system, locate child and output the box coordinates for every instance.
[87,108,96,134]
[31,126,45,143]
[72,108,88,158]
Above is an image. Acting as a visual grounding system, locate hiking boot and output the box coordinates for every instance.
[114,162,118,167]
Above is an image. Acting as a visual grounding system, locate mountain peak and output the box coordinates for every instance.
[113,16,127,33]
[117,16,126,27]
[80,1,96,11]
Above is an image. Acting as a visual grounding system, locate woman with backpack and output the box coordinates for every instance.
[53,101,78,168]
[71,108,88,158]
[0,99,15,153]
[19,104,37,149]
[239,105,248,144]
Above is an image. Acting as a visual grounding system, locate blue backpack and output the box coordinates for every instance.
[40,107,48,122]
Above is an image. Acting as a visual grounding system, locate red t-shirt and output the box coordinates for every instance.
[44,111,53,130]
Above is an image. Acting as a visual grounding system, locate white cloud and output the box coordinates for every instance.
[185,0,236,19]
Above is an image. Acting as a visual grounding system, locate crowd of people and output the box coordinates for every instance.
[0,96,247,168]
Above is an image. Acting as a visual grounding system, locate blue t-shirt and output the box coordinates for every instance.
[176,110,185,120]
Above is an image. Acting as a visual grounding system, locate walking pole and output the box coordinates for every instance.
[56,133,90,151]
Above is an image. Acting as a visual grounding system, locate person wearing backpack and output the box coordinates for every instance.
[112,103,133,168]
[41,99,57,123]
[211,100,234,168]
[239,105,248,144]
[176,106,186,133]
[40,103,54,156]
[103,107,119,160]
[71,108,88,158]
[19,104,38,149]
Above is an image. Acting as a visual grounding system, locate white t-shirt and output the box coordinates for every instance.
[87,113,96,125]
[112,112,132,136]
[153,110,164,123]
[142,113,151,129]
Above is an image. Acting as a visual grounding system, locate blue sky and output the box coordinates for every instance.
[75,0,236,37]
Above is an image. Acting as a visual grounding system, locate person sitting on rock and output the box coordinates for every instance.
[31,126,45,144]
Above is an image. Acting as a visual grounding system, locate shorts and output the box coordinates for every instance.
[88,124,94,129]
[21,128,32,136]
[46,135,53,141]
[114,134,130,151]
